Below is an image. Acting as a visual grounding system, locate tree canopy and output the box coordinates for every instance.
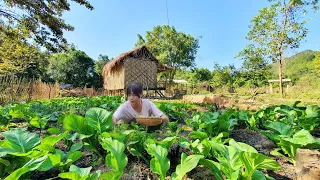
[0,0,93,52]
[135,25,199,80]
[48,45,96,87]
[0,26,43,74]
[238,0,319,96]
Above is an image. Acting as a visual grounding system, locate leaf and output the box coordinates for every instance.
[58,172,83,180]
[70,142,83,153]
[291,129,316,145]
[265,122,294,136]
[63,114,94,135]
[69,165,92,177]
[0,158,10,166]
[199,159,223,180]
[41,131,68,146]
[87,170,101,180]
[188,131,208,140]
[100,137,128,179]
[2,128,40,153]
[178,136,190,148]
[100,172,115,180]
[66,151,83,164]
[47,128,61,134]
[171,153,204,180]
[38,154,61,171]
[146,143,170,180]
[29,116,47,129]
[5,155,48,180]
[229,139,257,153]
[252,170,267,180]
[85,108,113,134]
[240,152,282,179]
[157,136,177,149]
[305,105,319,118]
[270,148,286,157]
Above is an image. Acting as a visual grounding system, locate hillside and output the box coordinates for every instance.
[283,50,320,81]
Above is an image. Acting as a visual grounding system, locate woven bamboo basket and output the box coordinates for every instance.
[136,116,162,126]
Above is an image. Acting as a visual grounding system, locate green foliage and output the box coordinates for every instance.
[2,96,320,179]
[95,55,110,75]
[135,25,199,80]
[240,152,282,180]
[0,0,93,52]
[100,137,128,180]
[283,50,320,82]
[0,27,48,77]
[58,165,101,180]
[236,44,273,87]
[0,129,40,155]
[171,153,204,180]
[63,114,94,135]
[145,143,170,180]
[4,155,48,180]
[48,45,97,87]
[85,107,113,134]
[240,0,319,95]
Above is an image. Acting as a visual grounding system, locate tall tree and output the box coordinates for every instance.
[0,26,43,74]
[242,0,319,97]
[48,45,95,87]
[0,0,93,52]
[194,68,212,82]
[236,44,272,87]
[95,54,110,75]
[135,25,199,80]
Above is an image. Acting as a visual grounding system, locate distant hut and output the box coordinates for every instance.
[102,46,170,95]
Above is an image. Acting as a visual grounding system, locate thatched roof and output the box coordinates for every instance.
[102,46,171,75]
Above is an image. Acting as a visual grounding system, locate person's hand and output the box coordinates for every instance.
[160,114,169,123]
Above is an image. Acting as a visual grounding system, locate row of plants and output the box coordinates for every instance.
[0,95,319,179]
[0,106,282,180]
[0,96,123,131]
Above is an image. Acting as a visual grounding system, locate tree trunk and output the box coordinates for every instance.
[278,1,289,99]
[279,55,283,98]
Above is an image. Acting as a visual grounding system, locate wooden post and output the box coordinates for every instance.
[269,83,273,93]
[268,79,291,95]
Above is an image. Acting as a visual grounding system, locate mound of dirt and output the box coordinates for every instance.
[183,95,230,107]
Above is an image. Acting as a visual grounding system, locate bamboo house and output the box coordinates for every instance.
[102,46,170,95]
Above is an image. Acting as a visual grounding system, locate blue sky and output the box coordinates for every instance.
[62,0,320,70]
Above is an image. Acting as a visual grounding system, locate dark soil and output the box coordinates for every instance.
[31,168,62,180]
[121,156,159,180]
[185,166,216,180]
[230,129,296,180]
[231,129,277,156]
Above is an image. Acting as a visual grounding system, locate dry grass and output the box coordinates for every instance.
[0,75,60,105]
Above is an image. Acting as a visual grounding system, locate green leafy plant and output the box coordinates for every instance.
[4,155,48,180]
[171,153,204,180]
[85,107,113,134]
[100,137,127,180]
[0,128,40,156]
[271,129,320,165]
[58,165,101,180]
[145,143,170,180]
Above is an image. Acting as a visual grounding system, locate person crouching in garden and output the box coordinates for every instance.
[112,82,169,125]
